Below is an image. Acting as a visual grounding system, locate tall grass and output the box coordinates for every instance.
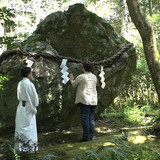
[101,104,157,125]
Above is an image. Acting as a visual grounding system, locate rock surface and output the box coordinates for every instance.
[0,3,136,130]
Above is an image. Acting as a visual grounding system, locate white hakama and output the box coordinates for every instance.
[14,78,39,152]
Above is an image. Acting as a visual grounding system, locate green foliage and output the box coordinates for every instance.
[2,133,160,160]
[0,73,10,90]
[112,54,159,109]
[0,36,17,48]
[107,132,160,160]
[133,145,160,160]
[101,104,156,125]
[148,13,160,50]
[0,7,16,48]
[0,137,59,160]
[124,105,147,124]
[42,154,60,160]
[102,0,160,108]
[75,149,107,160]
[0,0,160,159]
[106,132,130,160]
[0,7,15,25]
[0,140,20,160]
[75,133,160,160]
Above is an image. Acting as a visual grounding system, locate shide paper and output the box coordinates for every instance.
[60,59,69,84]
[99,65,106,89]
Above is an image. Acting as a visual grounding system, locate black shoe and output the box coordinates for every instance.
[79,138,89,142]
[90,136,95,141]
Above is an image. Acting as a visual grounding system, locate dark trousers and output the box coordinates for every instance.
[78,103,96,140]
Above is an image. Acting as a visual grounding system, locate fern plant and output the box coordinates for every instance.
[75,132,160,160]
[0,140,20,160]
[42,153,60,160]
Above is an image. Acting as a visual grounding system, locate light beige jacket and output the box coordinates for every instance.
[72,72,97,106]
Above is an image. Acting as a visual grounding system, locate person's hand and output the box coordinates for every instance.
[69,73,74,82]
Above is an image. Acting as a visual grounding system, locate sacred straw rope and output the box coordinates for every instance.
[0,43,134,65]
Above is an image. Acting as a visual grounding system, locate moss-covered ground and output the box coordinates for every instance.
[1,116,160,160]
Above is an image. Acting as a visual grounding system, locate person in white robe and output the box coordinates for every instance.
[14,67,39,152]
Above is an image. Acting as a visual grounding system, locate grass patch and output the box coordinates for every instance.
[101,105,157,125]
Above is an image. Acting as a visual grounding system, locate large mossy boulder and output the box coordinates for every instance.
[0,3,136,131]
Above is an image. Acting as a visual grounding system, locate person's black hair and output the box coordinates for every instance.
[21,67,31,77]
[83,61,93,72]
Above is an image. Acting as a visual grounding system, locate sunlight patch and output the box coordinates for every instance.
[129,135,147,144]
[103,142,114,146]
[63,131,73,134]
[79,147,87,150]
[67,144,73,148]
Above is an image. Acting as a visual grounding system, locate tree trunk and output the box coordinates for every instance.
[0,23,4,55]
[149,0,153,16]
[121,0,129,37]
[126,0,160,102]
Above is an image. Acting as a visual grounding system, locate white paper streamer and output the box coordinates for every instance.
[62,77,70,84]
[26,59,34,67]
[61,72,69,78]
[99,65,106,89]
[60,59,69,84]
[60,59,67,68]
[61,66,69,73]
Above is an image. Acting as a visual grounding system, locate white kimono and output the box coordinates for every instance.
[14,77,39,152]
